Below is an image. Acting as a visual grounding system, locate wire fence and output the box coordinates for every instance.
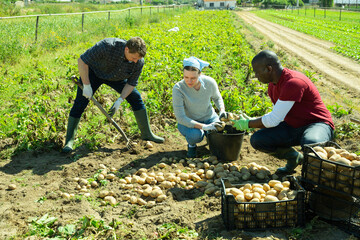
[0,4,190,42]
[261,5,360,21]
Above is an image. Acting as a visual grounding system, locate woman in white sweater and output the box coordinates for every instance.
[172,56,228,158]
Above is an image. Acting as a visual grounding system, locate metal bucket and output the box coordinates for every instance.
[207,125,245,162]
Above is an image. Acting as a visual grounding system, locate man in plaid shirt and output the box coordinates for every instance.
[63,37,164,153]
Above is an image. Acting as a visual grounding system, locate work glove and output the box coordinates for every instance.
[202,122,222,131]
[108,97,124,118]
[219,111,229,121]
[240,112,256,120]
[82,84,93,99]
[231,115,250,131]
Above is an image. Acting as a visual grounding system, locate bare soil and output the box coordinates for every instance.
[1,10,360,240]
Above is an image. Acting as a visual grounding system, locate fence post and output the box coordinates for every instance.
[35,15,39,42]
[82,13,84,32]
[141,6,142,14]
[314,7,315,17]
[150,6,152,15]
[324,7,326,18]
[108,11,110,20]
[298,7,299,15]
[339,8,341,20]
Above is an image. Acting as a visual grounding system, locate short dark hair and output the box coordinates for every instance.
[126,37,146,58]
[183,66,201,74]
[252,50,281,69]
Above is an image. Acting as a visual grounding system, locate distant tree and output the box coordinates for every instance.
[288,0,304,6]
[321,0,333,7]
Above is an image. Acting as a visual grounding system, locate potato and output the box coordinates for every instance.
[313,146,327,156]
[266,189,278,196]
[99,190,109,198]
[282,181,290,188]
[130,196,138,204]
[205,170,215,179]
[262,183,271,192]
[244,193,254,201]
[106,173,116,180]
[242,172,251,181]
[235,194,245,202]
[324,146,336,153]
[315,151,328,160]
[230,188,244,197]
[256,172,266,180]
[264,195,279,202]
[104,196,117,206]
[253,192,261,200]
[215,121,226,131]
[268,180,281,187]
[273,183,284,192]
[122,194,131,201]
[334,149,347,154]
[150,189,163,198]
[137,198,147,206]
[205,186,218,195]
[253,187,266,195]
[156,194,167,202]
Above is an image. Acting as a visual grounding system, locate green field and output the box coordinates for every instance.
[255,9,360,61]
[0,9,274,159]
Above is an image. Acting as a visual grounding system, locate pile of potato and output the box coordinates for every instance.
[225,180,300,229]
[306,146,360,197]
[60,158,278,207]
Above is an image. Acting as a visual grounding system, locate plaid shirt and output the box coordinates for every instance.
[80,38,144,86]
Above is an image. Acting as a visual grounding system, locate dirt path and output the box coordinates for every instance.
[237,11,360,93]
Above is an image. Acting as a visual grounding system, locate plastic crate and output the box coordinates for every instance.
[303,181,360,237]
[220,176,305,230]
[302,141,360,198]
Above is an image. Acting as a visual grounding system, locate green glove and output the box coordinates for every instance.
[231,118,250,131]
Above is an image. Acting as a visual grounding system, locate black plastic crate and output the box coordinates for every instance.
[220,176,305,230]
[302,141,360,198]
[303,181,360,237]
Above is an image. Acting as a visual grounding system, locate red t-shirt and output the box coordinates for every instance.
[268,68,334,129]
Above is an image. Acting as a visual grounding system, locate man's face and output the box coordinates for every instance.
[124,47,142,63]
[183,69,200,88]
[252,61,272,84]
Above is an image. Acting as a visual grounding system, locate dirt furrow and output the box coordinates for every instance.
[237,11,360,92]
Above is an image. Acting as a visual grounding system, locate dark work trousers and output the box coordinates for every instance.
[69,68,145,118]
[250,122,334,153]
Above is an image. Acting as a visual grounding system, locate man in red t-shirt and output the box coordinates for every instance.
[232,50,334,174]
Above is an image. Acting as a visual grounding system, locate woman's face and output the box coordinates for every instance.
[183,69,200,88]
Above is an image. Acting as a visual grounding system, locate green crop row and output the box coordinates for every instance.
[0,10,272,159]
[254,9,360,61]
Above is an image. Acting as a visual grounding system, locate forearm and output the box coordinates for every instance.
[78,58,90,85]
[248,117,266,128]
[120,83,135,99]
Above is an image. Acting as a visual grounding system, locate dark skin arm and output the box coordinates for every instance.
[248,117,266,129]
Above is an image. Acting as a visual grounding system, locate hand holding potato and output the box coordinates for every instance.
[202,122,223,131]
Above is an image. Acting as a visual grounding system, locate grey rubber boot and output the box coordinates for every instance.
[272,147,304,175]
[134,109,164,143]
[62,116,80,153]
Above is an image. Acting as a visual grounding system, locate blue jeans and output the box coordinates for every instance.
[250,122,334,153]
[70,69,145,118]
[177,113,220,146]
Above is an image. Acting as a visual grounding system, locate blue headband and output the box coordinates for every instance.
[183,56,210,71]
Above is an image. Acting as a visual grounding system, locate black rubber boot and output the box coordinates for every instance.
[62,116,80,153]
[134,109,164,143]
[186,145,197,158]
[272,147,304,175]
